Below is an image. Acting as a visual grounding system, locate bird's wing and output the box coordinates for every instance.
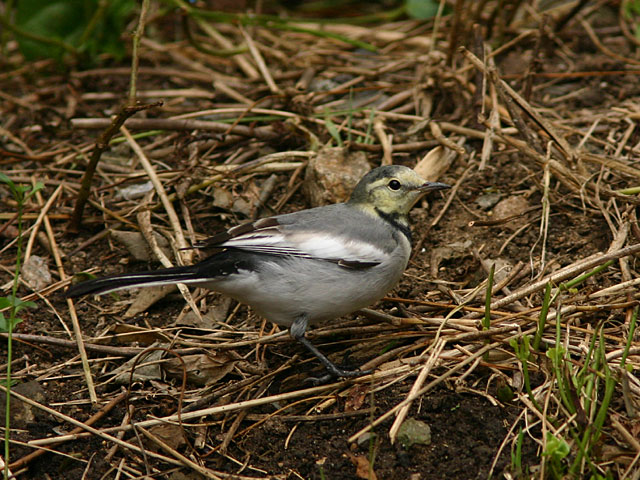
[195,215,386,267]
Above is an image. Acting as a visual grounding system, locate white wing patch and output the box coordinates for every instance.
[220,228,385,265]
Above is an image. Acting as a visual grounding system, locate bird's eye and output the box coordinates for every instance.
[388,179,401,191]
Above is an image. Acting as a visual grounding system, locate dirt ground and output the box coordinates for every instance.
[1,1,640,479]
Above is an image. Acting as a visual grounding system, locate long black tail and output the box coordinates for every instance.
[66,264,205,297]
[66,249,264,298]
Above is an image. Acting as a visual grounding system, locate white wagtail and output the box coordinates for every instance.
[67,165,449,380]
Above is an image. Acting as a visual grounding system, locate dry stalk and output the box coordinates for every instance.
[348,329,538,444]
[9,389,128,470]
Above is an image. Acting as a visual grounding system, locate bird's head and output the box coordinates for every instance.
[348,165,450,219]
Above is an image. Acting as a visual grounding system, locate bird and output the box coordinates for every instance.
[67,165,450,380]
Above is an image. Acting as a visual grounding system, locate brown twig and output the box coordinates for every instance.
[522,15,547,102]
[66,102,161,234]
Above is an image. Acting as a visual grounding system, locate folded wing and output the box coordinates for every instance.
[196,215,385,268]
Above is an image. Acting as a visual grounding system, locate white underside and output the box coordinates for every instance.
[199,236,410,327]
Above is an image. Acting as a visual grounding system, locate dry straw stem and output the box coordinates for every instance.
[461,47,573,158]
[239,25,279,94]
[460,242,640,320]
[0,333,200,357]
[2,384,183,468]
[30,184,98,403]
[388,338,447,443]
[23,183,62,262]
[9,389,128,470]
[108,124,206,315]
[23,382,345,443]
[347,332,535,444]
[374,118,393,165]
[579,16,640,66]
[71,117,280,141]
[138,426,224,480]
[121,127,189,256]
[135,207,201,319]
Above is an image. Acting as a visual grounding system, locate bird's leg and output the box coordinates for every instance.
[290,315,371,382]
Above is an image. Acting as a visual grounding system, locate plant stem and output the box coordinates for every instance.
[129,0,150,103]
[532,282,551,351]
[4,197,23,480]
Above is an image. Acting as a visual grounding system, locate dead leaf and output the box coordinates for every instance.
[345,384,369,412]
[112,324,170,345]
[112,349,164,384]
[492,195,530,231]
[346,452,378,480]
[176,297,232,328]
[430,240,472,277]
[148,423,186,451]
[413,146,451,182]
[164,352,236,386]
[111,230,171,262]
[124,284,176,318]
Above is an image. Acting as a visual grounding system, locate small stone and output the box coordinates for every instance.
[397,418,431,448]
[232,197,252,217]
[212,188,233,210]
[492,195,530,231]
[22,255,52,290]
[0,381,47,429]
[303,147,370,207]
[476,192,502,210]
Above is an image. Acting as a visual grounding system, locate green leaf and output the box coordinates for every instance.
[324,112,343,147]
[546,345,565,362]
[14,0,136,62]
[0,172,20,199]
[24,182,45,201]
[625,0,640,16]
[13,299,36,314]
[0,296,36,314]
[0,312,22,333]
[544,432,570,462]
[0,172,15,188]
[16,0,87,60]
[405,0,440,19]
[87,0,137,60]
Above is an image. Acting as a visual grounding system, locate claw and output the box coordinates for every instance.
[291,316,374,381]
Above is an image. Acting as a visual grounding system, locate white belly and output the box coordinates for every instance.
[203,247,409,327]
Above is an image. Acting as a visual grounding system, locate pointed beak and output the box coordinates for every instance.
[417,181,451,192]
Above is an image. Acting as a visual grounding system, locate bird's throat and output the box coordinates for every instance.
[374,207,411,242]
